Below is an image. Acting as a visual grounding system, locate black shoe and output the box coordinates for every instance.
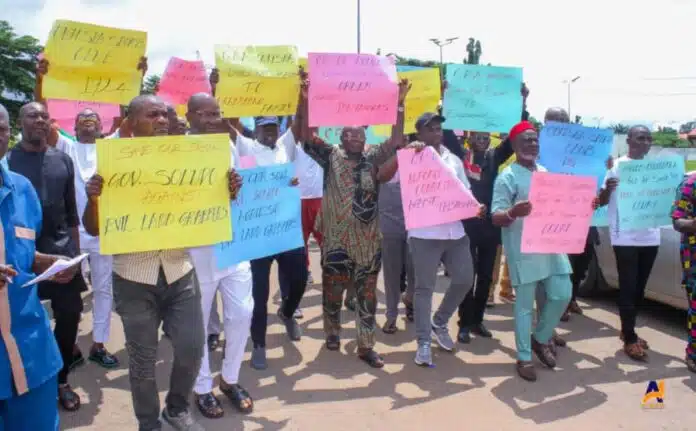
[208,334,221,351]
[277,309,302,341]
[472,323,492,338]
[457,328,471,344]
[88,347,119,369]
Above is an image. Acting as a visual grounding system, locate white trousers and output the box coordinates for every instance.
[89,252,113,344]
[208,293,222,335]
[194,267,253,395]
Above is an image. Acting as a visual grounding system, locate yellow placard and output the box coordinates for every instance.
[399,68,441,134]
[215,45,299,117]
[299,57,308,70]
[43,20,147,105]
[96,134,232,254]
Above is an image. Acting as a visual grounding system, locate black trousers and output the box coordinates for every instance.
[613,245,659,344]
[38,272,86,385]
[250,247,308,348]
[568,240,595,302]
[458,225,499,329]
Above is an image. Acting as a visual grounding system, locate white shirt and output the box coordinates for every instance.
[235,130,297,166]
[390,145,470,240]
[604,155,661,246]
[56,134,100,251]
[188,143,251,283]
[295,145,323,199]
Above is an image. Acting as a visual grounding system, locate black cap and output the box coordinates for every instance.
[415,112,446,131]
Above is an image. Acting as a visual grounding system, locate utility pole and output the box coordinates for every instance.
[564,76,581,118]
[357,0,361,53]
[429,37,459,63]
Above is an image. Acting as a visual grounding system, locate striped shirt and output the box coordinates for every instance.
[112,250,193,285]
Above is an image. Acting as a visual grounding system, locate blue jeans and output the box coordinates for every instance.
[0,375,59,431]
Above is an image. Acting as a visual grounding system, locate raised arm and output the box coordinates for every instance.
[377,141,425,183]
[298,71,333,170]
[370,78,411,166]
[597,170,618,207]
[82,175,103,237]
[34,59,49,104]
[210,68,219,97]
[491,84,529,167]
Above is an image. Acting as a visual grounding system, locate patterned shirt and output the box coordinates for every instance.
[112,250,193,286]
[670,173,696,291]
[303,136,395,269]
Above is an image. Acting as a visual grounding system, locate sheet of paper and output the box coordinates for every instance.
[22,253,89,287]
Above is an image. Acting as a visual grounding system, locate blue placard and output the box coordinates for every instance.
[442,64,522,133]
[215,163,303,267]
[616,155,685,230]
[317,126,387,146]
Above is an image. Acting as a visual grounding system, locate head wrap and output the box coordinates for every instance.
[508,121,536,141]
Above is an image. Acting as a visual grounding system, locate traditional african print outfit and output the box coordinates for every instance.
[303,136,394,350]
[670,173,696,362]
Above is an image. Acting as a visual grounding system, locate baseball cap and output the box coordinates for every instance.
[415,112,446,131]
[255,116,280,127]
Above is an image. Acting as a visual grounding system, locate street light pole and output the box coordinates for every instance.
[565,75,581,118]
[357,0,361,53]
[429,37,459,64]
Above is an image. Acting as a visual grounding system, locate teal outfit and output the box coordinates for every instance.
[492,163,572,361]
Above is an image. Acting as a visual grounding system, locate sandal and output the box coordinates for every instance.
[195,392,224,419]
[325,335,341,351]
[358,349,385,369]
[58,384,81,411]
[624,342,648,362]
[382,319,398,334]
[220,382,254,414]
[402,293,414,322]
[620,334,649,350]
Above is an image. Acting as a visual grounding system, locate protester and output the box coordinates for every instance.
[82,94,241,431]
[300,74,410,368]
[0,103,77,430]
[597,125,659,362]
[378,112,483,367]
[491,121,573,381]
[186,93,254,418]
[226,106,307,372]
[54,109,119,369]
[7,102,85,410]
[670,171,696,373]
[457,83,529,344]
[377,133,415,334]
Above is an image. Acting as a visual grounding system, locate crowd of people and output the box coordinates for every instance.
[0,54,693,431]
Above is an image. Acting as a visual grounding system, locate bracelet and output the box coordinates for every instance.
[505,210,515,221]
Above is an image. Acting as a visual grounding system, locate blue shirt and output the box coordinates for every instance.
[0,166,62,399]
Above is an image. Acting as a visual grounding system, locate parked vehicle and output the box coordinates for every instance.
[579,176,690,311]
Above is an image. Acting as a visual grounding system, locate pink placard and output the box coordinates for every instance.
[308,53,398,127]
[521,172,597,254]
[157,57,211,106]
[46,99,119,134]
[239,156,257,169]
[397,147,480,230]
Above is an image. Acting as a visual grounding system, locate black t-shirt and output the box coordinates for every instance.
[7,146,80,257]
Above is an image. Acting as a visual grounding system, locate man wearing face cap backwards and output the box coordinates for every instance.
[491,121,579,382]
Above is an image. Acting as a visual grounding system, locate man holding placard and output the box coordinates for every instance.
[82,94,241,431]
[491,121,573,382]
[596,125,663,362]
[186,93,254,418]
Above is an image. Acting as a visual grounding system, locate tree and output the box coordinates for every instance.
[611,124,630,134]
[528,116,542,131]
[574,115,582,124]
[0,20,42,125]
[141,74,161,95]
[463,38,482,65]
[679,121,696,134]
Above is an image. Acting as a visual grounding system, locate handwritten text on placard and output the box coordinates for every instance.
[215,45,299,117]
[215,163,303,267]
[521,172,596,254]
[617,156,685,230]
[43,20,147,104]
[397,147,480,230]
[308,53,398,127]
[96,134,232,254]
[443,64,522,133]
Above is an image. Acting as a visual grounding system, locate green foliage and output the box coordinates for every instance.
[378,36,483,76]
[141,74,161,95]
[0,20,42,135]
[652,131,690,148]
[611,124,630,134]
[528,116,542,131]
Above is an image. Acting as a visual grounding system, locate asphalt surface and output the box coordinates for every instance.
[60,245,696,430]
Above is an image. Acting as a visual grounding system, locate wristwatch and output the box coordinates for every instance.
[397,105,405,112]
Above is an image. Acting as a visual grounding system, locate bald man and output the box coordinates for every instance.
[597,125,658,362]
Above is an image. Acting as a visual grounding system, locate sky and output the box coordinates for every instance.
[2,0,695,128]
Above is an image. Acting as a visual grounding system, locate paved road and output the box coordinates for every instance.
[60,248,696,430]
